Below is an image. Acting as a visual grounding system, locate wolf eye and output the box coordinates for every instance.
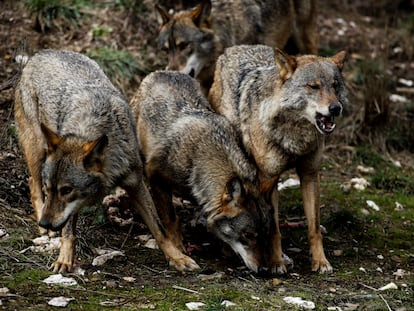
[59,186,73,197]
[332,79,339,89]
[177,42,190,51]
[307,82,320,90]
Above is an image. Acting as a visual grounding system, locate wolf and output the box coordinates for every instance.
[209,45,348,274]
[155,0,318,93]
[14,50,199,273]
[130,70,274,273]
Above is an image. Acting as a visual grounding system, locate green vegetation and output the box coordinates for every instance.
[24,0,91,32]
[86,47,148,93]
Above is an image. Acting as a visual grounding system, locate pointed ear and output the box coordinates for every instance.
[330,50,347,71]
[83,135,108,172]
[191,0,211,27]
[41,123,63,154]
[274,48,297,82]
[155,3,171,25]
[223,177,244,204]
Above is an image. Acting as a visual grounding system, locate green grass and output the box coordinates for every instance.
[24,0,91,32]
[86,47,149,93]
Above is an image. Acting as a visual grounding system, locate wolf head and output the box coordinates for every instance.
[274,48,348,135]
[38,124,108,231]
[155,0,214,79]
[208,177,270,273]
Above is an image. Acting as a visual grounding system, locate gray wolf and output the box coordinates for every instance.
[209,44,348,274]
[155,0,318,93]
[14,50,199,273]
[130,70,273,273]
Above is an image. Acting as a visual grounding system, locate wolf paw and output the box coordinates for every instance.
[50,260,73,273]
[270,263,287,275]
[169,255,200,272]
[312,260,333,273]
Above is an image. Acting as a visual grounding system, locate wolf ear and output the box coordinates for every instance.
[41,123,63,154]
[330,50,347,71]
[274,48,297,82]
[155,4,171,25]
[191,0,212,27]
[83,135,108,172]
[223,177,244,204]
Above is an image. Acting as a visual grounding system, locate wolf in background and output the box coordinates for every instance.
[130,70,275,273]
[14,50,199,273]
[209,45,348,274]
[155,0,318,93]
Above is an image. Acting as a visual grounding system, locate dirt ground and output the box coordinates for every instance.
[0,1,413,310]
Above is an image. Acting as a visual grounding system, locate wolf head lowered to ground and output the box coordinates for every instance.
[14,50,199,273]
[155,0,318,93]
[209,44,348,274]
[131,70,276,273]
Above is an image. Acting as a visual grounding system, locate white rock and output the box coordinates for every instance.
[359,267,367,273]
[394,202,404,211]
[0,288,9,296]
[144,239,159,249]
[185,302,206,310]
[92,250,125,266]
[389,94,409,103]
[366,200,380,211]
[283,296,315,309]
[378,282,398,291]
[42,274,77,286]
[221,300,237,307]
[0,229,8,239]
[397,78,413,87]
[350,177,370,190]
[393,269,410,279]
[48,296,74,307]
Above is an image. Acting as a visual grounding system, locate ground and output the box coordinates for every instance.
[0,1,413,310]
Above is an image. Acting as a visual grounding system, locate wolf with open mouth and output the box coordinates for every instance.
[209,44,348,274]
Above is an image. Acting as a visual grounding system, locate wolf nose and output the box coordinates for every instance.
[188,68,195,78]
[329,103,342,116]
[39,218,53,230]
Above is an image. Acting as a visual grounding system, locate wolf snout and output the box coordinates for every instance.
[39,216,64,231]
[328,103,342,117]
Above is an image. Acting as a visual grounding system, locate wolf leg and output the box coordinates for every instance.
[124,171,200,272]
[268,185,288,274]
[50,214,77,273]
[148,177,185,253]
[299,171,332,273]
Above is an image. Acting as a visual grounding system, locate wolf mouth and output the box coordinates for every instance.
[315,113,336,134]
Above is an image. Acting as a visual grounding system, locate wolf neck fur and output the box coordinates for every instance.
[239,67,323,177]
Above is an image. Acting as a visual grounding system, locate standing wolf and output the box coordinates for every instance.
[209,45,348,274]
[155,0,318,93]
[14,50,199,273]
[130,71,273,273]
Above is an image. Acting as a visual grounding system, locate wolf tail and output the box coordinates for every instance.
[0,45,31,92]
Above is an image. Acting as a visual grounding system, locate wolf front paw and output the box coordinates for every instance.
[270,253,294,275]
[50,246,74,273]
[169,255,200,272]
[270,263,287,275]
[50,259,73,273]
[311,259,333,273]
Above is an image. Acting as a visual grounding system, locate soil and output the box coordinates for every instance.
[0,1,413,310]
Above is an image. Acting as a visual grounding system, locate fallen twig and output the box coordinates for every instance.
[172,285,199,294]
[379,294,392,311]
